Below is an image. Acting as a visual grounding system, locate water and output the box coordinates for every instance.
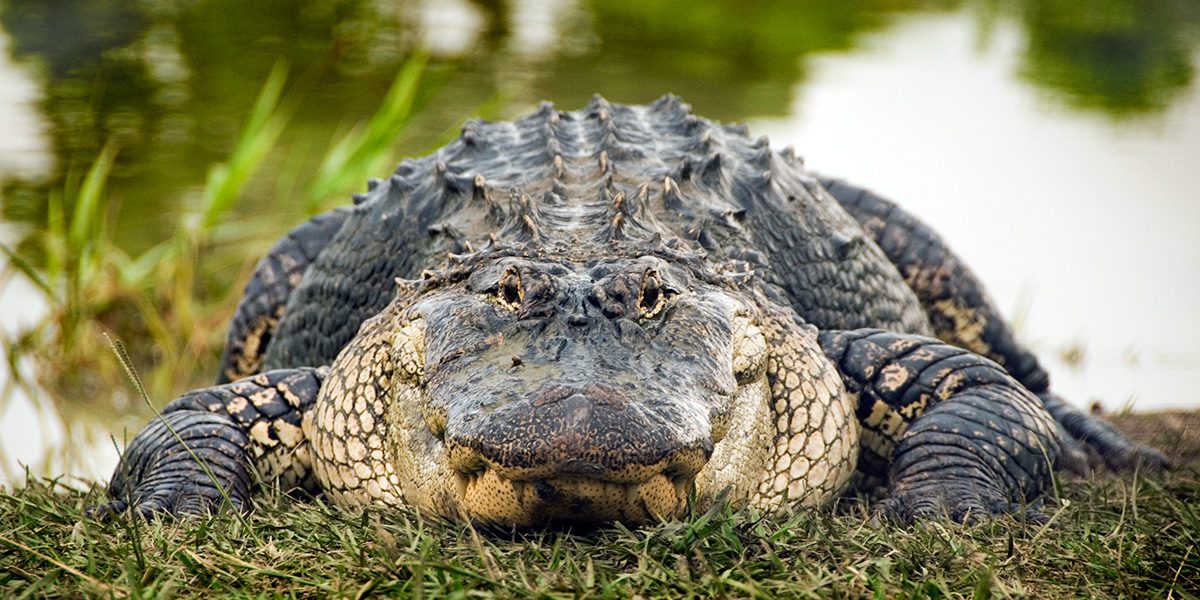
[1,0,1198,486]
[0,224,114,486]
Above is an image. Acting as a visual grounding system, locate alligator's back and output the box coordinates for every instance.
[263,95,930,370]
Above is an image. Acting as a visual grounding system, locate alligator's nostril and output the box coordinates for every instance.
[531,385,575,408]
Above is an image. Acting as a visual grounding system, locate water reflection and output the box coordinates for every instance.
[1,0,1198,485]
[0,0,437,248]
[526,0,952,117]
[1013,0,1200,116]
[3,1,1194,243]
[0,28,51,180]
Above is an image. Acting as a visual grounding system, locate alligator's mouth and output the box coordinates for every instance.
[451,468,692,525]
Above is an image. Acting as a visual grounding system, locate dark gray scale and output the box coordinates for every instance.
[219,207,352,383]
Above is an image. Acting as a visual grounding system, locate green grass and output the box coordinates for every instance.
[1,473,1197,598]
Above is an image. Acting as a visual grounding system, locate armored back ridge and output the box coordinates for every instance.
[93,97,1168,526]
[263,96,929,372]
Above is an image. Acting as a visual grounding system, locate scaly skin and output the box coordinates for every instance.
[218,208,351,383]
[301,247,861,525]
[95,96,1165,526]
[819,330,1065,521]
[92,369,325,518]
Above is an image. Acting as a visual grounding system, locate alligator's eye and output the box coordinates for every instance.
[637,270,667,319]
[498,267,523,310]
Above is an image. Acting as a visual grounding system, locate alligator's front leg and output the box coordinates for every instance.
[819,329,1069,522]
[91,368,326,518]
[820,177,1169,472]
[219,208,350,383]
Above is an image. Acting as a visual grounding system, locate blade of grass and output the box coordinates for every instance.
[112,241,174,290]
[44,188,65,281]
[67,140,118,256]
[68,141,119,293]
[0,534,125,597]
[104,334,248,528]
[306,52,428,210]
[171,63,291,331]
[201,62,291,231]
[202,546,335,591]
[0,242,55,299]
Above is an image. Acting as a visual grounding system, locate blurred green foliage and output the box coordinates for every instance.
[1014,0,1200,115]
[0,54,431,409]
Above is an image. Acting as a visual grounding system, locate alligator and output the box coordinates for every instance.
[92,96,1168,526]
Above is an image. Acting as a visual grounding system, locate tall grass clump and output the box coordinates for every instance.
[1,54,431,405]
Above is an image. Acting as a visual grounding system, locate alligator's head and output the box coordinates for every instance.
[358,239,780,526]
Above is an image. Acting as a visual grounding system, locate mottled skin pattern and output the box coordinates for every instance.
[93,96,1166,526]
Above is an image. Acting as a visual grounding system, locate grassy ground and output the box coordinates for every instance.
[1,470,1198,598]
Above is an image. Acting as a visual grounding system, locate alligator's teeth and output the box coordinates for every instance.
[454,474,469,499]
[512,480,527,502]
[672,478,689,501]
[624,484,639,506]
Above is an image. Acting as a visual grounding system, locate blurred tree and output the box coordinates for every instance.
[1014,0,1200,116]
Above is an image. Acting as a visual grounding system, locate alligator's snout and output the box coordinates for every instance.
[442,384,711,524]
[447,384,712,480]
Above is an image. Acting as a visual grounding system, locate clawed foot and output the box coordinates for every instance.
[1093,441,1172,473]
[874,482,1049,525]
[87,481,250,521]
[87,411,253,521]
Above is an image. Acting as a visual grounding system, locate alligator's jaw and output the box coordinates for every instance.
[453,469,690,526]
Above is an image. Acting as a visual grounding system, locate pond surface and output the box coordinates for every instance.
[1,0,1199,486]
